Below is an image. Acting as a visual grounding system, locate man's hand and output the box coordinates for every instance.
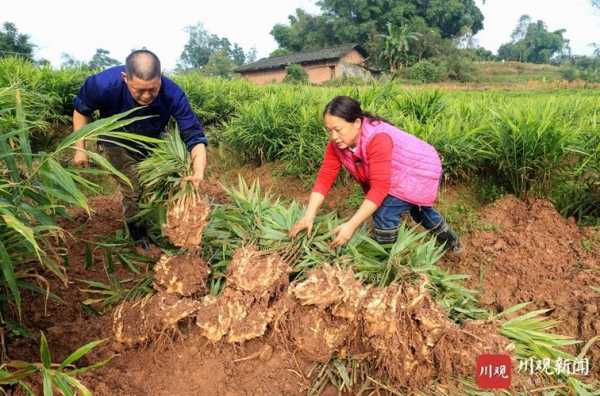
[72,110,90,167]
[181,173,204,189]
[331,221,357,248]
[289,216,315,238]
[73,149,89,167]
[188,144,207,189]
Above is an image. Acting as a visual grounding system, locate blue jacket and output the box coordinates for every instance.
[74,66,207,156]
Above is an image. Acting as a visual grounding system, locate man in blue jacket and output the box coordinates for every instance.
[72,49,207,242]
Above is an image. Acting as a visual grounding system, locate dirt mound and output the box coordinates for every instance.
[283,266,513,389]
[85,334,310,396]
[197,180,230,204]
[281,266,366,361]
[154,252,209,296]
[162,193,211,248]
[113,247,211,348]
[113,292,200,347]
[287,303,353,362]
[442,195,600,376]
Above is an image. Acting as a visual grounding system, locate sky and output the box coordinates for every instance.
[3,0,600,70]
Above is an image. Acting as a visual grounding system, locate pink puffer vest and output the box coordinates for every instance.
[332,119,442,206]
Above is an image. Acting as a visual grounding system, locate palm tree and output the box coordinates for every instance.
[379,23,422,73]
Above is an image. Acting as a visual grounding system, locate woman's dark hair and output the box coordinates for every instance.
[322,96,392,125]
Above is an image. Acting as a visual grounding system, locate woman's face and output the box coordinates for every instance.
[324,113,362,150]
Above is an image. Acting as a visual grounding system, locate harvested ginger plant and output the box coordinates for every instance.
[195,245,290,343]
[282,266,514,389]
[112,236,516,391]
[112,291,201,347]
[280,266,365,361]
[162,192,210,248]
[154,252,209,297]
[227,245,289,299]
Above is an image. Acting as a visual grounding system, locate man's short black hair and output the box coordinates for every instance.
[125,49,161,80]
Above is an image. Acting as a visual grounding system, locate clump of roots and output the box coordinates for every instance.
[113,291,201,348]
[290,266,369,321]
[281,266,364,362]
[154,251,209,297]
[287,266,513,389]
[195,245,290,344]
[114,239,515,391]
[361,276,513,389]
[162,192,210,248]
[227,245,289,299]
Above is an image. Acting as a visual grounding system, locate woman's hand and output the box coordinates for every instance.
[289,216,315,238]
[331,221,357,248]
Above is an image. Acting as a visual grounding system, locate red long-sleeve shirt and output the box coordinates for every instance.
[312,134,393,206]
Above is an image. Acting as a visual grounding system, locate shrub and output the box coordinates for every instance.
[406,60,446,83]
[439,55,478,82]
[579,68,600,83]
[560,67,578,82]
[283,64,309,84]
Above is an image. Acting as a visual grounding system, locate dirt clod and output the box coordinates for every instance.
[162,194,211,248]
[154,252,209,297]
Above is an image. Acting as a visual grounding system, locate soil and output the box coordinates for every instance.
[6,174,600,395]
[215,162,356,215]
[441,195,600,377]
[154,252,210,296]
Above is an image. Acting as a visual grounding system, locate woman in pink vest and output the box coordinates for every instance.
[289,96,461,252]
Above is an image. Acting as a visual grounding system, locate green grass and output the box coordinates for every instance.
[1,58,597,221]
[474,61,564,84]
[0,333,110,395]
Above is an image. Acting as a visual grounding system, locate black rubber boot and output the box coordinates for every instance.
[430,220,462,253]
[373,227,399,244]
[126,220,150,249]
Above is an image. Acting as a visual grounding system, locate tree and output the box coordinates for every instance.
[246,47,258,63]
[0,22,35,60]
[270,48,291,57]
[270,0,484,70]
[511,15,531,42]
[180,23,226,68]
[379,23,421,72]
[61,53,87,68]
[271,9,336,52]
[88,48,119,69]
[468,46,495,61]
[497,17,569,64]
[202,49,235,78]
[230,44,246,66]
[179,22,252,70]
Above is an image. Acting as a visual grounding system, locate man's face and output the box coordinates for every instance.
[122,73,161,106]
